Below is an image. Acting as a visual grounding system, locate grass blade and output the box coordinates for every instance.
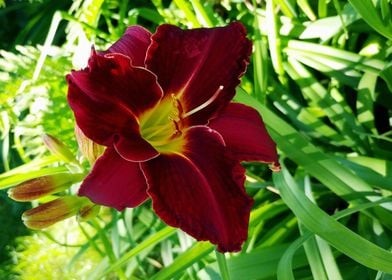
[235,89,392,228]
[172,0,200,27]
[266,0,285,83]
[349,0,392,40]
[98,227,176,278]
[274,167,392,273]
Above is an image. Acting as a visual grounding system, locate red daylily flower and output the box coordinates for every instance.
[67,22,279,252]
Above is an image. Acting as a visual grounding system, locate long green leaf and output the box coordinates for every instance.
[266,0,285,82]
[235,89,392,228]
[98,227,176,278]
[274,168,392,273]
[235,89,370,197]
[349,0,392,40]
[284,58,370,153]
[151,242,213,280]
[278,195,392,279]
[199,244,308,280]
[0,166,68,189]
[285,40,386,73]
[172,0,200,27]
[300,175,342,280]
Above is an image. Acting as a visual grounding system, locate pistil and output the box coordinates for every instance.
[139,85,223,153]
[181,86,223,119]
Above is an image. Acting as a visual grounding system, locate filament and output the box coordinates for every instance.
[181,85,223,119]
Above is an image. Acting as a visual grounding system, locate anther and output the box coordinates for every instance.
[172,122,182,137]
[171,94,184,117]
[169,116,182,136]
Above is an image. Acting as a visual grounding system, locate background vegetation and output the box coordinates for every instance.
[0,0,391,279]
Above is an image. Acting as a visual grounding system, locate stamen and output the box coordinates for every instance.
[171,94,184,120]
[169,117,182,137]
[182,85,224,119]
[169,94,185,135]
[141,123,173,139]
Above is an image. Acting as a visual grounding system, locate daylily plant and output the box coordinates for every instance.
[66,22,279,252]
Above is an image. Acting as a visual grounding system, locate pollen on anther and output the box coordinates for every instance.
[171,94,184,117]
[168,116,182,136]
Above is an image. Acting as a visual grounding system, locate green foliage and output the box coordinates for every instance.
[0,192,29,280]
[11,221,101,280]
[0,0,73,50]
[0,45,75,169]
[1,0,392,279]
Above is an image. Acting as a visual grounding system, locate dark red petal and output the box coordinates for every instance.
[67,75,132,146]
[141,126,253,252]
[78,148,149,211]
[67,75,158,161]
[69,51,163,118]
[146,22,252,125]
[209,102,279,166]
[113,132,159,162]
[105,25,151,67]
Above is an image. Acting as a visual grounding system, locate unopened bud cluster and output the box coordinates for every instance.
[22,196,98,229]
[8,173,84,201]
[8,173,99,229]
[7,131,104,230]
[42,134,76,163]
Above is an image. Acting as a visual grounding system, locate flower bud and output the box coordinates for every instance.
[269,162,281,172]
[42,134,76,163]
[75,125,105,165]
[8,173,84,202]
[22,196,90,229]
[77,204,100,221]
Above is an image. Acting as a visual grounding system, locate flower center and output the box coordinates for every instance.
[139,86,223,154]
[139,96,184,154]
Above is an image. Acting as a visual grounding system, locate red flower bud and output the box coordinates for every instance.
[42,134,76,163]
[22,196,90,229]
[77,204,100,221]
[8,173,84,202]
[75,125,105,165]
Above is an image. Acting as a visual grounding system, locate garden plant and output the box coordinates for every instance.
[0,0,392,279]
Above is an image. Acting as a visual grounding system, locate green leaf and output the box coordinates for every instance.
[189,0,215,27]
[266,0,285,81]
[275,0,297,18]
[235,89,392,228]
[285,40,386,73]
[300,175,342,280]
[98,227,176,278]
[172,0,200,27]
[274,167,392,273]
[253,13,269,103]
[199,244,308,279]
[349,0,392,40]
[380,64,392,93]
[0,166,68,190]
[297,0,316,21]
[150,242,213,280]
[278,195,392,279]
[299,4,360,41]
[284,58,370,154]
[268,83,350,147]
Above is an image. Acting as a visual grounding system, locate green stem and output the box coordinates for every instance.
[215,250,230,280]
[91,219,128,280]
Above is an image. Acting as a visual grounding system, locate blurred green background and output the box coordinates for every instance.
[0,0,392,279]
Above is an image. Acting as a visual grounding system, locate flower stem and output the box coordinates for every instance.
[91,219,128,280]
[215,250,231,280]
